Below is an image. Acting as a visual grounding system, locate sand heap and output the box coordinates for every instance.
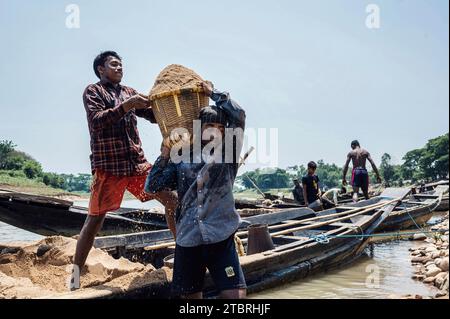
[150,64,204,96]
[0,236,159,299]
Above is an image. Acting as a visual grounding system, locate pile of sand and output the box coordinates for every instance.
[0,236,158,299]
[150,64,204,96]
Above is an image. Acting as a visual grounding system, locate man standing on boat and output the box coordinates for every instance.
[342,140,382,202]
[145,81,247,299]
[302,161,323,211]
[69,51,177,290]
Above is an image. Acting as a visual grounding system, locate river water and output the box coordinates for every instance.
[0,201,445,299]
[251,240,440,299]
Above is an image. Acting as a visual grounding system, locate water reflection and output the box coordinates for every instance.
[251,240,440,299]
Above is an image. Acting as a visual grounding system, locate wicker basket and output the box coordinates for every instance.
[150,86,209,140]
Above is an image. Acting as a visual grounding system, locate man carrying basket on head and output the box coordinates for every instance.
[145,81,247,299]
[70,51,178,290]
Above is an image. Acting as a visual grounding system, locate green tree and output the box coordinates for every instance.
[60,173,92,192]
[240,168,290,190]
[316,160,342,189]
[42,172,66,189]
[241,170,259,189]
[23,160,43,179]
[0,140,16,169]
[256,168,290,189]
[3,154,26,170]
[421,133,449,180]
[401,149,424,182]
[380,153,395,185]
[401,133,449,182]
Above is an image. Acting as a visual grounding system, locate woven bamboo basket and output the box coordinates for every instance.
[149,86,209,140]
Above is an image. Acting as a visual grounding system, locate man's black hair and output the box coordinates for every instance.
[351,140,360,147]
[199,106,228,126]
[307,161,317,169]
[93,51,122,79]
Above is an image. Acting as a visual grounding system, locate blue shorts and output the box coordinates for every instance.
[172,234,247,296]
[351,167,369,191]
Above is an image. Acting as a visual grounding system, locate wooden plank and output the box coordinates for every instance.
[94,229,173,249]
[335,206,358,210]
[413,194,440,199]
[241,207,316,226]
[94,207,317,250]
[379,187,412,199]
[403,201,427,205]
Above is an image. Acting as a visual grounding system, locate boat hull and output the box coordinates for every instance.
[0,197,166,237]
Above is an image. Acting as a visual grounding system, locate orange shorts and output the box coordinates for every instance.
[88,168,155,216]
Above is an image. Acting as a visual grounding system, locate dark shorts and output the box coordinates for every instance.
[351,167,369,191]
[172,234,247,296]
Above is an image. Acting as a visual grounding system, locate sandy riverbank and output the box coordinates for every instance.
[0,236,171,299]
[0,184,89,201]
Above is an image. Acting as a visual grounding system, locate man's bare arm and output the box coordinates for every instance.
[342,153,351,185]
[367,153,382,183]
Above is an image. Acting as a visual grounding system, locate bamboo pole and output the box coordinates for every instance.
[237,197,402,243]
[269,197,401,237]
[143,242,176,251]
[236,197,401,237]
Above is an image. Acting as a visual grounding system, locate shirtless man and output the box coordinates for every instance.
[342,140,382,201]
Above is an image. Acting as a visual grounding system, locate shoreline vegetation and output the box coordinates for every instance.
[0,173,88,201]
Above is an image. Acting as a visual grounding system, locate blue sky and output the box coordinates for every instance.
[0,0,448,174]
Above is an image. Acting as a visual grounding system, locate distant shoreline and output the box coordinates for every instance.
[0,183,90,201]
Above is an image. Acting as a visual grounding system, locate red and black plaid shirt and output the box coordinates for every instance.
[83,81,156,176]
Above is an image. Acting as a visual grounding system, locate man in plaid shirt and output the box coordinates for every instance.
[70,51,177,290]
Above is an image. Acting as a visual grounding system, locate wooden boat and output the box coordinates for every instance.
[0,190,167,236]
[333,185,447,231]
[0,189,287,236]
[237,187,383,210]
[51,188,410,299]
[414,181,449,212]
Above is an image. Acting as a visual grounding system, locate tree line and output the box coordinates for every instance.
[380,133,449,186]
[1,133,448,193]
[0,140,91,192]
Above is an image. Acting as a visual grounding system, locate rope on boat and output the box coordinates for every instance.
[313,234,330,244]
[310,229,449,244]
[407,210,426,234]
[350,225,365,241]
